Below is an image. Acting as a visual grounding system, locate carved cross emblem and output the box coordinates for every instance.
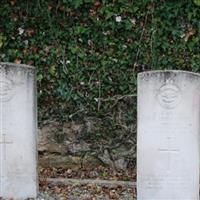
[158,136,180,171]
[0,134,13,160]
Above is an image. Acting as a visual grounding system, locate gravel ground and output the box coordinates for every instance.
[37,165,136,199]
[1,185,135,200]
[38,184,136,200]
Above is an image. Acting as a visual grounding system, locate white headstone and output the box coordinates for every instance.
[137,71,200,200]
[0,63,37,199]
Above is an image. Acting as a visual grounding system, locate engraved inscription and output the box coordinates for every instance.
[0,80,14,102]
[138,72,200,199]
[157,79,181,109]
[0,134,13,160]
[158,136,180,171]
[142,174,191,190]
[142,122,193,136]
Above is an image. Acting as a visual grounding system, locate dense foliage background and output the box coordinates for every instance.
[1,0,200,143]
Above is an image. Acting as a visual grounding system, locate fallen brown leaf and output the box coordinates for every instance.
[14,58,21,64]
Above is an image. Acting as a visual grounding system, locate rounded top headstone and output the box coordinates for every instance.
[0,62,35,70]
[0,62,36,102]
[138,70,200,78]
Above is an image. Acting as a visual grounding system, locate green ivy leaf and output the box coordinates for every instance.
[49,65,56,76]
[73,26,88,35]
[37,74,43,81]
[193,0,200,6]
[71,0,83,8]
[85,0,94,3]
[0,35,6,48]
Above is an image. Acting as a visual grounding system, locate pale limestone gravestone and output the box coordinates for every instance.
[0,63,37,199]
[137,71,200,200]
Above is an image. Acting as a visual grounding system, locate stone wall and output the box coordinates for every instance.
[38,119,135,171]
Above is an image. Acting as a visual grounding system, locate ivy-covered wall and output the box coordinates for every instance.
[0,0,200,143]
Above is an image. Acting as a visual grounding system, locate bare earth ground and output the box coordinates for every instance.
[38,166,136,200]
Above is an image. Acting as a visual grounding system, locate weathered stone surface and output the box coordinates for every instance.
[38,121,62,153]
[39,154,82,169]
[98,149,114,167]
[81,154,102,168]
[39,153,101,169]
[0,63,37,199]
[38,121,133,171]
[63,122,83,141]
[67,142,91,155]
[137,71,200,200]
[38,122,84,154]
